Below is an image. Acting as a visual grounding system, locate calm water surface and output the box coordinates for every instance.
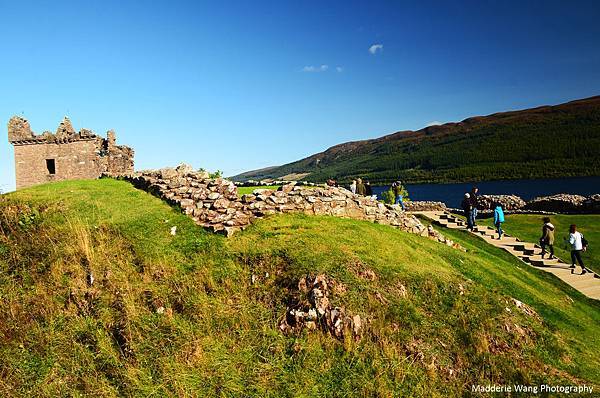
[372,176,600,208]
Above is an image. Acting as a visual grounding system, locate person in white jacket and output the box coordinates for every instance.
[349,180,357,194]
[569,224,590,274]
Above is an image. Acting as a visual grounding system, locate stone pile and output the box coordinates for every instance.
[126,165,456,246]
[477,195,526,210]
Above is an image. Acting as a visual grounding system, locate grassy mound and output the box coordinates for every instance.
[1,179,599,397]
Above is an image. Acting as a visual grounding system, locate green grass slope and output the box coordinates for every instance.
[233,96,600,184]
[1,179,599,397]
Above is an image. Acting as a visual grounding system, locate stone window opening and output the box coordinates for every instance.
[46,159,56,175]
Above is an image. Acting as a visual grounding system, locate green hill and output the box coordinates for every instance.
[1,179,599,397]
[233,96,600,184]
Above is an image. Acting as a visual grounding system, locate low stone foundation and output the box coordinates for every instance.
[126,165,456,247]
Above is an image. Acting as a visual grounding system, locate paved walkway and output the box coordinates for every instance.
[414,211,600,300]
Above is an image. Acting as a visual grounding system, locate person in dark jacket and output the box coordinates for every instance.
[461,193,473,230]
[365,181,373,197]
[539,217,556,259]
[469,187,479,227]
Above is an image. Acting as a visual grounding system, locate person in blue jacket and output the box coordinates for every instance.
[493,202,505,240]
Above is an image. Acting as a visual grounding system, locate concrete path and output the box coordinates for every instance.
[414,211,600,300]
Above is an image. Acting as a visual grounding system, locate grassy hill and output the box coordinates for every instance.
[1,179,600,396]
[233,96,600,184]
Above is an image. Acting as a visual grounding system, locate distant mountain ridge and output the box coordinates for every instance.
[232,96,600,184]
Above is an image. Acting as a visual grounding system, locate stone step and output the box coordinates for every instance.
[526,258,562,267]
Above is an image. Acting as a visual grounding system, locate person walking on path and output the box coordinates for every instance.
[540,217,556,259]
[393,181,406,211]
[469,187,479,228]
[461,193,473,230]
[356,178,366,196]
[568,224,590,274]
[493,202,505,239]
[349,180,357,194]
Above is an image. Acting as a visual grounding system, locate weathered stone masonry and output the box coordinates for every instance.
[7,116,134,189]
[128,165,457,247]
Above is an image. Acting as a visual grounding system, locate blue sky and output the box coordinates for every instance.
[1,0,600,191]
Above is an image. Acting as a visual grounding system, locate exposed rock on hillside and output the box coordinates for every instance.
[279,274,362,340]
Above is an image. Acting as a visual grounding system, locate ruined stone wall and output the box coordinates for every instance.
[127,165,457,248]
[13,140,104,189]
[8,116,134,189]
[107,144,135,176]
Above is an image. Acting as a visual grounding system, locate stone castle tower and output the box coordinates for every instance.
[7,116,134,189]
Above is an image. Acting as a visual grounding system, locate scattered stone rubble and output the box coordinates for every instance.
[279,274,362,340]
[126,165,457,247]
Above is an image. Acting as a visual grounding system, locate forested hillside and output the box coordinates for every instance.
[233,96,600,183]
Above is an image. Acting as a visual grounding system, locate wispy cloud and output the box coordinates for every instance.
[369,44,383,55]
[425,121,443,127]
[336,66,343,72]
[302,65,329,72]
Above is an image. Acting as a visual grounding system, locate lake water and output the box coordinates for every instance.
[372,176,600,208]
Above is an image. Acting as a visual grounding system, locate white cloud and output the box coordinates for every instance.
[425,121,443,127]
[336,66,343,72]
[369,44,383,54]
[302,64,329,72]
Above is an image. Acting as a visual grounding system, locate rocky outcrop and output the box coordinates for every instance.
[126,165,457,247]
[477,195,526,210]
[279,274,362,341]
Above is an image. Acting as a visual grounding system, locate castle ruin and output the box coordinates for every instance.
[7,116,134,189]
